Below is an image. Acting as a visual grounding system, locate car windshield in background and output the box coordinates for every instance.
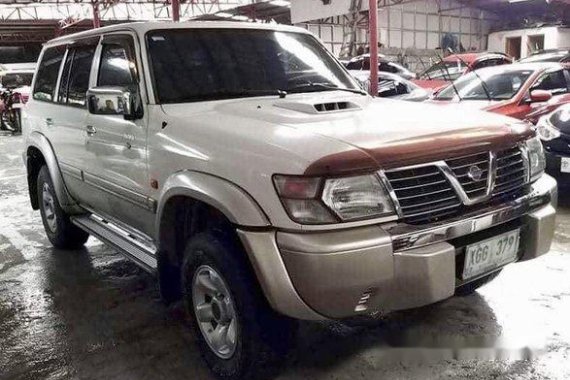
[147,29,359,103]
[1,73,33,89]
[435,69,533,101]
[419,61,467,80]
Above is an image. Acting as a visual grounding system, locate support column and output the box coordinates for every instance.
[368,0,378,97]
[92,0,101,28]
[172,0,180,22]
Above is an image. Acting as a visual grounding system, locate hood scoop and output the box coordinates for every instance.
[274,100,361,115]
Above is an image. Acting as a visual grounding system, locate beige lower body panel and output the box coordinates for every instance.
[238,175,557,321]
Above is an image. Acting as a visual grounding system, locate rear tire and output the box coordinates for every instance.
[455,269,502,296]
[181,232,296,380]
[37,166,89,249]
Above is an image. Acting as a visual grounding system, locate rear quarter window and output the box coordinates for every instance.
[33,46,65,102]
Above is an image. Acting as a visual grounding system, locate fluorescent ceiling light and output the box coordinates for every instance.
[508,0,532,3]
[270,0,291,7]
[232,15,249,21]
[216,12,233,18]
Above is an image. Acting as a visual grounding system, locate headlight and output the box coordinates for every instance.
[525,136,546,183]
[273,174,395,224]
[536,116,560,141]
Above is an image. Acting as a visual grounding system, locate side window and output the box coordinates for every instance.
[532,70,569,95]
[382,62,399,74]
[65,45,96,106]
[345,60,362,70]
[98,38,137,87]
[33,46,65,101]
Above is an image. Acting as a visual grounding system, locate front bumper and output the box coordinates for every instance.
[238,174,557,320]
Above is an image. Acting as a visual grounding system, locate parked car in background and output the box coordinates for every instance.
[344,53,416,80]
[428,62,570,124]
[0,65,35,133]
[351,70,430,101]
[518,48,570,63]
[415,52,512,92]
[536,103,570,186]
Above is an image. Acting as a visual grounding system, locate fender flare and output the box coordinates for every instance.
[25,131,81,213]
[155,171,271,239]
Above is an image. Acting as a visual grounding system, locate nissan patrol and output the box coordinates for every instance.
[23,22,557,379]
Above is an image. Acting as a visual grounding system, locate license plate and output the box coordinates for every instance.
[462,229,520,280]
[561,157,570,173]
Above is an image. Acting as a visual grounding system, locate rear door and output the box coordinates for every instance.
[50,40,99,203]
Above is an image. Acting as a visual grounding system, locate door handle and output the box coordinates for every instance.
[86,125,97,136]
[45,118,53,127]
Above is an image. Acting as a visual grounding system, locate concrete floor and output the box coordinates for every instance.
[1,134,570,380]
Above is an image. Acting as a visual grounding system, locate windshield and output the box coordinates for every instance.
[1,72,33,89]
[419,61,467,80]
[147,29,359,103]
[435,69,533,101]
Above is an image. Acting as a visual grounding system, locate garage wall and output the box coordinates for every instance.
[488,26,570,59]
[295,0,497,67]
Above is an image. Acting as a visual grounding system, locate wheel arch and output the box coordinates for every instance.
[25,132,80,213]
[154,171,271,302]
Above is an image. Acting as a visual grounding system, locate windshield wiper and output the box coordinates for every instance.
[288,82,367,96]
[233,89,288,98]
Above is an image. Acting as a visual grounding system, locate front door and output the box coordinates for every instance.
[83,33,153,235]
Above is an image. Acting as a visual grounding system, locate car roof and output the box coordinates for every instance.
[469,62,561,76]
[443,52,509,63]
[46,21,310,46]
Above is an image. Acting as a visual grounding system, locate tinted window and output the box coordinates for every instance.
[1,73,33,89]
[98,40,136,87]
[532,70,568,95]
[436,69,533,101]
[379,62,398,74]
[378,79,408,97]
[33,47,65,101]
[345,60,362,70]
[147,29,357,103]
[65,46,96,106]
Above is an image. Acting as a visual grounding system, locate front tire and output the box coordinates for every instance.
[181,232,296,380]
[37,166,89,249]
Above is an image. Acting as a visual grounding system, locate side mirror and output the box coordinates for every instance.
[87,86,143,120]
[529,89,552,103]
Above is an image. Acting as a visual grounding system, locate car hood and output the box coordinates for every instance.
[161,92,533,174]
[412,79,450,91]
[426,98,503,110]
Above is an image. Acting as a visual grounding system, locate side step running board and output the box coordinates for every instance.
[72,214,158,272]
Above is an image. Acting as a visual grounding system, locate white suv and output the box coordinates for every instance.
[23,22,557,379]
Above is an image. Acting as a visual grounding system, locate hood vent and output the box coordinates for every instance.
[314,101,358,112]
[273,100,361,114]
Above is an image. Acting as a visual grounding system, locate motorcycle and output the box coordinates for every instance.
[0,88,23,134]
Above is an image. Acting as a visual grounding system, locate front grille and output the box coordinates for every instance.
[385,165,461,225]
[492,147,526,198]
[446,151,490,199]
[384,145,529,226]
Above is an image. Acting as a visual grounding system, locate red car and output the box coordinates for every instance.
[415,52,512,92]
[428,62,570,124]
